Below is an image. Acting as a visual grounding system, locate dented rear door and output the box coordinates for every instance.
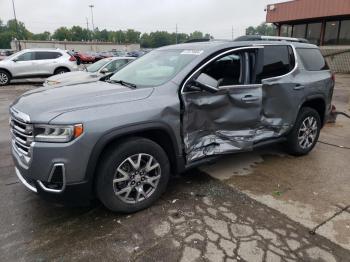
[258,45,303,137]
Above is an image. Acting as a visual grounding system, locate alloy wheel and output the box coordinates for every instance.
[298,116,318,149]
[0,73,8,84]
[113,153,161,204]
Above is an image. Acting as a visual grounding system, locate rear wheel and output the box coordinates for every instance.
[97,138,170,213]
[286,107,321,156]
[0,70,11,86]
[54,68,69,75]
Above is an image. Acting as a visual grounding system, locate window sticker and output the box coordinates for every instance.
[181,50,204,55]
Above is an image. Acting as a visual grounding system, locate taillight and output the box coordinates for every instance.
[69,56,76,61]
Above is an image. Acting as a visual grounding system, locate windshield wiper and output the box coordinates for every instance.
[108,79,137,89]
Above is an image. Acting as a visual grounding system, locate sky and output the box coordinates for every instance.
[0,0,276,39]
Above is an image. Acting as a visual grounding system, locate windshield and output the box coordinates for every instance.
[110,50,198,87]
[86,59,110,72]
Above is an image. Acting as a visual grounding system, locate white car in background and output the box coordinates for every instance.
[44,57,135,88]
[0,48,78,86]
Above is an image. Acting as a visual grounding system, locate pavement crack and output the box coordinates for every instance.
[318,141,350,150]
[309,205,350,235]
[4,181,19,186]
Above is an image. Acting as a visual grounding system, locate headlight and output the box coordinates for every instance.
[34,124,83,143]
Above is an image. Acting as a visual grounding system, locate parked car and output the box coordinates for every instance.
[0,49,15,56]
[0,50,15,61]
[43,57,135,87]
[112,50,127,57]
[73,51,95,64]
[127,50,146,57]
[99,51,114,59]
[0,48,78,85]
[10,36,334,213]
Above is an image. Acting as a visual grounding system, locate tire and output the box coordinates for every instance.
[286,107,321,156]
[54,68,70,75]
[0,70,11,86]
[96,137,170,213]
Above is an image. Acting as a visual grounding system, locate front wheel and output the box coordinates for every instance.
[96,138,170,213]
[286,107,321,156]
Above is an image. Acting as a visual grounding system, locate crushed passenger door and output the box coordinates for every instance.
[181,47,263,162]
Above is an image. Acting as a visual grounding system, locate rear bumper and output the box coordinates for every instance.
[15,167,92,206]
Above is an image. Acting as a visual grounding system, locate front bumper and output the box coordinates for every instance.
[10,121,95,206]
[14,166,92,206]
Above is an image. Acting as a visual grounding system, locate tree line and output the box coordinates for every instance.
[0,19,212,49]
[245,22,276,36]
[0,19,275,49]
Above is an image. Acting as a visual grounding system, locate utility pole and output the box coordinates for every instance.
[89,5,95,32]
[11,0,21,50]
[86,17,90,41]
[175,24,178,44]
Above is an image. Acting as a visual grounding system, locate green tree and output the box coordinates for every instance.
[0,31,13,48]
[149,31,175,47]
[7,19,31,40]
[246,22,276,36]
[140,33,152,48]
[140,31,211,48]
[0,18,214,49]
[114,30,126,43]
[52,27,72,41]
[97,29,109,41]
[70,26,86,41]
[189,31,204,39]
[176,33,189,43]
[32,31,51,41]
[125,29,141,43]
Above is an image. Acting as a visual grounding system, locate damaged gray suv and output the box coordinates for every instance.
[10,36,334,213]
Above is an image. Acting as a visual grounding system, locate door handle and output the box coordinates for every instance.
[294,84,305,90]
[241,95,259,103]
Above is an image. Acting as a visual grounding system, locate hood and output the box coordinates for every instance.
[45,71,100,87]
[11,81,154,123]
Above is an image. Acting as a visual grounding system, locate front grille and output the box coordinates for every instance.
[10,116,34,159]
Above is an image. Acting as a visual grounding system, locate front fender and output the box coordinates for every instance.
[84,121,183,189]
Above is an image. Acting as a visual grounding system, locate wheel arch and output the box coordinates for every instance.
[54,66,70,74]
[300,96,326,126]
[0,68,13,78]
[86,122,184,194]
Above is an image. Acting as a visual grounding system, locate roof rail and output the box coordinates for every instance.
[234,35,309,43]
[184,38,211,43]
[184,38,232,44]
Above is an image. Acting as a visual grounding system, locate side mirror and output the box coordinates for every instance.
[100,68,109,74]
[12,58,18,62]
[194,73,219,93]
